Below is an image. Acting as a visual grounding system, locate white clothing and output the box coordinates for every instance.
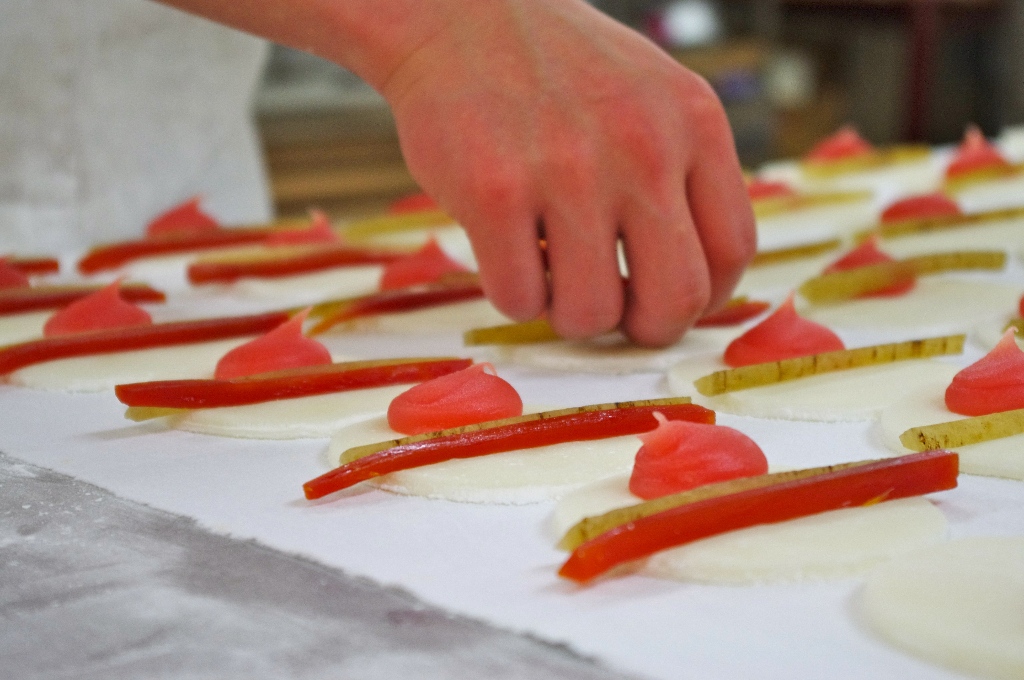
[0,0,272,253]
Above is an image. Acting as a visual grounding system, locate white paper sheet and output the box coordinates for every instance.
[3,322,1023,679]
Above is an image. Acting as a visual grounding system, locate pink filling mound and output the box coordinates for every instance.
[43,280,152,337]
[723,296,844,368]
[146,197,220,238]
[265,210,340,247]
[822,236,914,298]
[804,126,874,163]
[881,192,962,224]
[214,309,331,380]
[747,179,797,202]
[379,238,470,290]
[389,192,439,214]
[629,413,768,500]
[945,329,1024,416]
[0,258,30,289]
[387,363,523,435]
[946,126,1011,179]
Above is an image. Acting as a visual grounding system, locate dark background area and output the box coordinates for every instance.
[255,0,1023,218]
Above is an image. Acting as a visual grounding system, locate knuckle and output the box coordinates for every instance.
[678,75,729,140]
[461,164,529,219]
[719,230,757,273]
[542,139,600,194]
[551,294,623,340]
[480,273,546,323]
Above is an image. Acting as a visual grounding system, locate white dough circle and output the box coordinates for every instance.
[800,279,1019,336]
[756,199,875,250]
[735,253,837,297]
[355,225,477,269]
[326,415,641,504]
[231,265,382,304]
[7,338,252,392]
[171,384,409,439]
[953,174,1024,213]
[499,327,741,374]
[552,475,948,584]
[971,319,1023,352]
[878,384,1024,480]
[758,156,940,195]
[859,537,1024,680]
[667,354,959,422]
[335,299,511,334]
[879,214,1024,261]
[0,310,49,346]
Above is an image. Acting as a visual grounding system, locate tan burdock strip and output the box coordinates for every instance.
[752,191,871,220]
[342,209,453,241]
[799,250,1006,303]
[865,205,1024,240]
[464,319,560,346]
[339,397,693,464]
[558,460,878,551]
[694,335,964,397]
[801,145,930,179]
[900,407,1024,452]
[750,238,842,267]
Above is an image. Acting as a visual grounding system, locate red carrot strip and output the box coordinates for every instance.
[303,401,714,500]
[0,310,290,375]
[77,229,274,273]
[0,284,165,317]
[558,450,958,583]
[309,280,485,334]
[115,358,473,409]
[693,300,770,328]
[187,245,404,284]
[9,258,61,276]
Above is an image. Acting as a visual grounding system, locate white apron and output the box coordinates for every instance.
[0,0,272,252]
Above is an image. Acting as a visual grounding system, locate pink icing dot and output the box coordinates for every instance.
[214,308,332,379]
[43,280,152,337]
[723,295,844,368]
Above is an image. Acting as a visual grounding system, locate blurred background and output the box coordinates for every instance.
[256,0,1024,218]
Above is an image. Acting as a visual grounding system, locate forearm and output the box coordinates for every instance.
[153,0,448,92]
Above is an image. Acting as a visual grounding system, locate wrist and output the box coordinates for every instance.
[321,1,459,94]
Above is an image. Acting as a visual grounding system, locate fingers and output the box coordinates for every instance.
[620,195,711,347]
[451,165,548,322]
[544,206,623,340]
[683,89,757,312]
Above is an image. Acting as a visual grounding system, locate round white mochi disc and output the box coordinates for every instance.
[645,498,946,584]
[756,199,875,249]
[326,415,641,504]
[953,173,1024,213]
[815,159,941,196]
[860,537,1024,680]
[971,320,1024,352]
[667,353,959,422]
[0,310,49,346]
[499,327,741,374]
[338,299,511,334]
[170,384,409,440]
[552,475,947,584]
[7,337,252,392]
[735,252,837,297]
[231,265,383,304]
[759,155,940,195]
[358,226,478,269]
[800,279,1020,336]
[878,385,1024,481]
[878,215,1024,261]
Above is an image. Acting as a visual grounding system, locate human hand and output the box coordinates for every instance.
[380,0,755,346]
